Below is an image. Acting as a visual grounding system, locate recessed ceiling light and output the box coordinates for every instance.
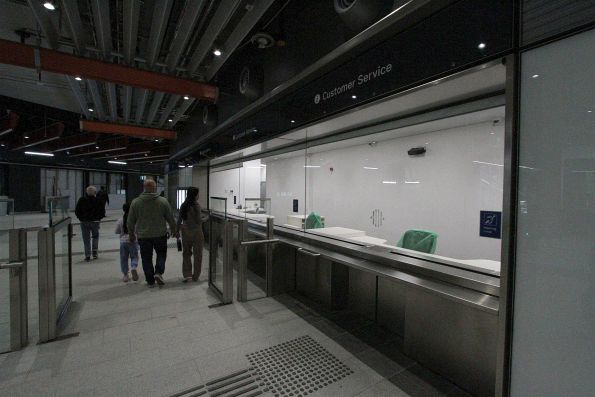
[478,42,486,50]
[108,160,127,165]
[382,181,397,184]
[88,108,94,112]
[66,151,70,154]
[351,95,357,99]
[43,1,55,11]
[290,120,295,123]
[168,119,173,122]
[531,74,540,78]
[588,110,592,113]
[213,49,222,56]
[144,153,148,157]
[74,76,82,81]
[183,96,190,100]
[95,145,99,149]
[24,135,29,139]
[1,144,5,147]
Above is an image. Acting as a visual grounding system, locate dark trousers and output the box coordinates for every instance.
[138,236,168,285]
[80,221,100,257]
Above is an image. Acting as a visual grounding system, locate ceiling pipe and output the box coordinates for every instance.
[90,0,118,122]
[145,0,206,126]
[10,122,64,150]
[46,133,98,152]
[160,0,242,128]
[60,0,104,121]
[135,0,174,124]
[123,0,141,123]
[0,39,218,101]
[80,120,176,140]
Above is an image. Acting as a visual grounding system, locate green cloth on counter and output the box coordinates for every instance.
[397,229,438,254]
[305,212,324,229]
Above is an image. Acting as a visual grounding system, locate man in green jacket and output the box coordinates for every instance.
[128,179,177,287]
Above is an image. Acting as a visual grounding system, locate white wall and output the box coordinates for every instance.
[510,29,595,396]
[209,159,265,210]
[264,120,504,261]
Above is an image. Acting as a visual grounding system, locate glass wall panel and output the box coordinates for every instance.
[510,29,595,396]
[303,109,504,269]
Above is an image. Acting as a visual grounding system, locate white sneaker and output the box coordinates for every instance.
[123,274,130,283]
[154,274,165,286]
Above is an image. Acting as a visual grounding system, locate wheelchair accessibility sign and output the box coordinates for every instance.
[480,211,502,239]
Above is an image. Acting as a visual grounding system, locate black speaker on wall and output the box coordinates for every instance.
[239,65,264,100]
[202,104,218,127]
[334,0,385,33]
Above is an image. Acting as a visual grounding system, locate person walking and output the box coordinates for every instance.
[115,203,139,283]
[176,187,205,282]
[127,179,177,287]
[97,186,110,209]
[75,186,104,261]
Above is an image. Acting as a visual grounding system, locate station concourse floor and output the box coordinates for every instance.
[1,216,473,397]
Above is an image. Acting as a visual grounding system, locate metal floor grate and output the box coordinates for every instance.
[246,335,353,397]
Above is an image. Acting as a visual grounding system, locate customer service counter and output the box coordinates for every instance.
[240,220,499,397]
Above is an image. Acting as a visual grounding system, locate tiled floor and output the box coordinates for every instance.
[0,246,474,397]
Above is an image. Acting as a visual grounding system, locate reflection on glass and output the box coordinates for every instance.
[210,197,228,216]
[0,199,14,232]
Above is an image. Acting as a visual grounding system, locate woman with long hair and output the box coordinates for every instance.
[176,187,204,282]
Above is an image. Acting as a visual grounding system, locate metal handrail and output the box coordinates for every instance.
[240,239,279,246]
[0,261,23,270]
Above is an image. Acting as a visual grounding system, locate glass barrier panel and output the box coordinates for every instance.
[0,266,10,353]
[54,222,70,320]
[208,216,226,294]
[243,198,272,225]
[0,199,14,231]
[210,197,228,216]
[48,196,70,227]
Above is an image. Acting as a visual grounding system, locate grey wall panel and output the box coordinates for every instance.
[271,243,296,295]
[8,166,41,212]
[377,277,407,337]
[348,268,376,321]
[404,287,497,397]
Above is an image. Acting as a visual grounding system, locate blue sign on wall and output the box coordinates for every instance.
[480,211,502,239]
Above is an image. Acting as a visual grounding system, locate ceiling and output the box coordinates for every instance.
[0,0,278,166]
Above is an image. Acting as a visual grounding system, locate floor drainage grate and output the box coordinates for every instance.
[246,335,353,397]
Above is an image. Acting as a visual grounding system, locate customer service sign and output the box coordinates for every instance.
[313,63,393,105]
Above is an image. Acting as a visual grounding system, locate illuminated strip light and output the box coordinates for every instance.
[108,160,127,165]
[382,181,397,184]
[404,181,420,184]
[363,167,379,170]
[25,151,54,157]
[304,165,321,168]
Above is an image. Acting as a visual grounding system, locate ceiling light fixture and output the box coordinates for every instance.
[74,76,82,81]
[478,42,486,49]
[363,167,379,170]
[88,108,94,112]
[290,120,295,123]
[404,181,420,184]
[24,135,30,139]
[531,74,539,78]
[213,49,222,56]
[25,151,54,157]
[304,165,320,168]
[351,95,357,99]
[183,96,190,100]
[43,1,55,11]
[108,160,127,165]
[168,119,173,122]
[382,181,397,184]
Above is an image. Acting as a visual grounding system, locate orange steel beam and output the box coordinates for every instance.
[0,39,218,102]
[80,120,176,140]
